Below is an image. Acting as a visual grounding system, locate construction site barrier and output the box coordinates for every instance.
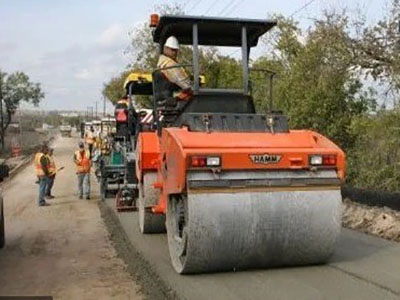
[11,146,22,157]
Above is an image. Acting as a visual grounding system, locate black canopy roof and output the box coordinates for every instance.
[153,15,277,47]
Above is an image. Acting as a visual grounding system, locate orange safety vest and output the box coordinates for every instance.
[75,150,91,173]
[34,152,49,177]
[47,155,56,176]
[116,109,127,122]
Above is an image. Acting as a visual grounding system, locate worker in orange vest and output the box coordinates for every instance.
[45,148,56,199]
[74,141,91,199]
[34,144,51,206]
[85,126,95,157]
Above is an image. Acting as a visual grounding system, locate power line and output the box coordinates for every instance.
[223,0,241,17]
[203,0,219,15]
[218,0,236,16]
[289,0,318,18]
[187,0,203,13]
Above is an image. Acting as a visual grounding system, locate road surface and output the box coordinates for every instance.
[0,135,142,300]
[104,190,400,300]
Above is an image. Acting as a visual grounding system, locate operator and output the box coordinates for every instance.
[74,141,91,200]
[85,126,95,157]
[34,144,51,207]
[45,148,56,199]
[157,36,193,101]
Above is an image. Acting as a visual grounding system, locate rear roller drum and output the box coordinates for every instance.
[166,189,342,274]
[138,173,166,234]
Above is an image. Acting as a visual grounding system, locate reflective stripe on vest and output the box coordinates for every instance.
[75,150,91,173]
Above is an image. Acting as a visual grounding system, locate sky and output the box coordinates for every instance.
[0,0,387,112]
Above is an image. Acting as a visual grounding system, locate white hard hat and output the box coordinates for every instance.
[165,36,179,50]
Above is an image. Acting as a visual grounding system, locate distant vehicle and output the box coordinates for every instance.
[0,160,10,248]
[92,120,101,135]
[101,117,116,136]
[60,124,72,137]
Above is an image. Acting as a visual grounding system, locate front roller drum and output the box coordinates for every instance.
[138,172,166,233]
[166,189,342,274]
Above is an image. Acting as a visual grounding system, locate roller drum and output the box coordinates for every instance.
[167,189,342,274]
[138,172,166,233]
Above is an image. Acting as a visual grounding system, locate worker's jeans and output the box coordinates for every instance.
[77,172,90,197]
[46,175,55,196]
[38,176,49,206]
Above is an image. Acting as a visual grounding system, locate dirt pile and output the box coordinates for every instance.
[342,199,400,242]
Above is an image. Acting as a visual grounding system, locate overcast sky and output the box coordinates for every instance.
[0,0,386,112]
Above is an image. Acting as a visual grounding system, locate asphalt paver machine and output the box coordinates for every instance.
[98,73,153,207]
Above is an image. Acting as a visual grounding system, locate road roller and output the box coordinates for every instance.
[136,15,346,274]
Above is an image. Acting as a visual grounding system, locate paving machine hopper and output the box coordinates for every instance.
[137,15,346,274]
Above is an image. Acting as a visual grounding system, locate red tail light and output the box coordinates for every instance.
[191,156,207,167]
[190,156,221,168]
[323,155,337,166]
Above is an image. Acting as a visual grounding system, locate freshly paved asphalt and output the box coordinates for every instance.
[106,199,400,300]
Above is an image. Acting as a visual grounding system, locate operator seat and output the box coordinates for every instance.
[153,71,187,127]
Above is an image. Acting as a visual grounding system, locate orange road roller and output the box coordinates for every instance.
[132,15,346,274]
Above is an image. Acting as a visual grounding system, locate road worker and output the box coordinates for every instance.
[117,97,129,107]
[85,126,95,157]
[115,98,129,139]
[157,36,193,101]
[34,144,51,206]
[74,141,91,200]
[45,148,56,199]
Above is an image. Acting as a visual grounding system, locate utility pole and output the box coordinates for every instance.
[95,101,98,119]
[103,95,106,117]
[88,106,93,121]
[0,76,3,150]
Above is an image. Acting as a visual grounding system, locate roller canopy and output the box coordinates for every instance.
[124,72,153,95]
[153,15,277,47]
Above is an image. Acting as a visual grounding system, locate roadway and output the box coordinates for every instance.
[0,135,142,299]
[105,196,400,300]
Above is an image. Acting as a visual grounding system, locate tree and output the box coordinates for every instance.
[0,70,44,149]
[350,0,400,103]
[347,110,400,191]
[102,4,185,108]
[102,70,130,106]
[252,14,376,149]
